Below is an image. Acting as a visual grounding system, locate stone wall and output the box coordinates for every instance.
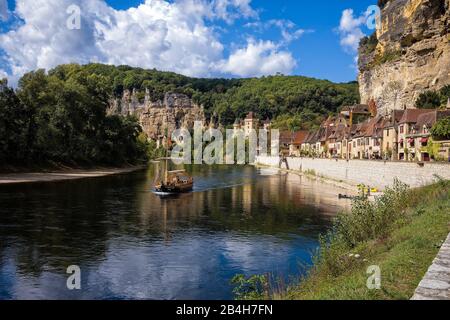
[256,156,450,190]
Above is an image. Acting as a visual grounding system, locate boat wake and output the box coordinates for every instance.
[152,191,172,195]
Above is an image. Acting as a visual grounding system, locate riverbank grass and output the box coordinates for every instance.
[281,178,450,300]
[233,178,450,300]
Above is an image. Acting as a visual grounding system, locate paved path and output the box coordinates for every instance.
[412,233,450,300]
[0,166,146,185]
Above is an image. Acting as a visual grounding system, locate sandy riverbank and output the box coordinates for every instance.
[0,165,147,185]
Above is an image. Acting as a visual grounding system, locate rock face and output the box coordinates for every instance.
[358,0,450,115]
[109,90,205,140]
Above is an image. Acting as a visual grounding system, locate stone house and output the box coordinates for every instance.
[397,109,434,161]
[301,130,320,156]
[363,116,385,160]
[244,112,259,137]
[349,122,369,159]
[328,124,348,158]
[407,110,450,161]
[382,110,405,160]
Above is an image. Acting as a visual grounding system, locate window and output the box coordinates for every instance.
[386,129,390,137]
[400,126,404,134]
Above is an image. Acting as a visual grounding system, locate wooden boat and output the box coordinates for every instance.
[154,118,194,194]
[155,169,194,193]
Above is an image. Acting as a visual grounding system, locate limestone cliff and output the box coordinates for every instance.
[358,0,449,115]
[109,90,205,140]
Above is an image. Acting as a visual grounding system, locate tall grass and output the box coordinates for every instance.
[232,178,450,300]
[315,179,410,277]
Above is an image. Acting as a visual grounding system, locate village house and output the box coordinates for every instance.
[328,124,347,158]
[235,104,449,162]
[279,131,295,156]
[349,122,369,159]
[301,130,320,156]
[244,112,259,137]
[407,110,450,161]
[289,131,309,157]
[362,116,385,160]
[382,110,405,161]
[397,109,434,161]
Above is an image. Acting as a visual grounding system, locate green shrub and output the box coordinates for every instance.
[431,117,450,140]
[370,50,402,68]
[231,274,270,300]
[415,90,442,109]
[360,33,378,55]
[439,85,450,106]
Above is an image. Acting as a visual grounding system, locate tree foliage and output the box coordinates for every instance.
[0,70,149,166]
[416,86,450,109]
[431,117,450,140]
[49,63,359,128]
[1,63,360,166]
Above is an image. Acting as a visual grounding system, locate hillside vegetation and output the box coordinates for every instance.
[50,63,360,129]
[0,63,359,167]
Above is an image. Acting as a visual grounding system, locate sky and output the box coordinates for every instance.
[0,0,378,85]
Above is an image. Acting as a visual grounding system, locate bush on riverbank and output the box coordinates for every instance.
[233,178,450,300]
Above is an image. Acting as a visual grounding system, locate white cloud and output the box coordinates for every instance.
[244,19,308,45]
[212,0,258,23]
[0,0,300,84]
[338,9,367,53]
[216,39,297,77]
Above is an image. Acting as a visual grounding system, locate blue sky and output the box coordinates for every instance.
[0,0,377,84]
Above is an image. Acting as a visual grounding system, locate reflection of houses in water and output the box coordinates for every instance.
[231,186,239,211]
[242,184,253,215]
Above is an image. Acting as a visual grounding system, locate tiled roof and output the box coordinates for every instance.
[384,110,405,128]
[364,116,384,137]
[291,131,309,145]
[416,110,450,130]
[304,130,320,144]
[398,109,433,124]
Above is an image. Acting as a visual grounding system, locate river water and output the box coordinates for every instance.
[0,165,350,300]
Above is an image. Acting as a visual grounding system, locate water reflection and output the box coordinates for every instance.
[0,165,350,300]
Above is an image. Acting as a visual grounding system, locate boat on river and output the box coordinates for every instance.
[154,156,194,193]
[155,169,194,193]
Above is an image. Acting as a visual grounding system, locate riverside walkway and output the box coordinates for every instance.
[412,233,450,300]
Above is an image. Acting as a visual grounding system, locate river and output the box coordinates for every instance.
[0,165,351,300]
